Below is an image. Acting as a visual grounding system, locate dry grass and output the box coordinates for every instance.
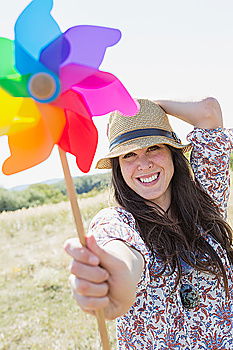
[0,179,232,350]
[0,190,116,350]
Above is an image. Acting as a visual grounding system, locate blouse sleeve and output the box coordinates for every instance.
[88,207,151,289]
[187,128,233,218]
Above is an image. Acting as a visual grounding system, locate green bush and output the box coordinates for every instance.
[0,184,66,212]
[0,188,26,212]
[25,184,66,206]
[55,172,111,195]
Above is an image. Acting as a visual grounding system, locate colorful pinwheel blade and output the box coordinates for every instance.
[2,103,66,175]
[60,64,139,116]
[40,25,121,75]
[14,44,47,76]
[52,89,91,118]
[0,89,40,135]
[0,38,18,77]
[0,37,30,96]
[58,109,98,173]
[0,75,30,97]
[14,0,61,74]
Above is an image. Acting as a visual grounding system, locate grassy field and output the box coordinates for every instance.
[0,181,232,350]
[0,190,116,350]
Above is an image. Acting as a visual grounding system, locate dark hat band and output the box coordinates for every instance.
[109,128,181,151]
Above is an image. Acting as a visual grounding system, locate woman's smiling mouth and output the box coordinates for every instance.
[137,172,160,184]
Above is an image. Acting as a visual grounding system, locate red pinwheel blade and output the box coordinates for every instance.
[52,89,91,121]
[59,63,139,116]
[14,0,61,75]
[39,25,121,75]
[58,109,98,173]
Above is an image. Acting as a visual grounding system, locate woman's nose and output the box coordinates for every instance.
[137,155,153,170]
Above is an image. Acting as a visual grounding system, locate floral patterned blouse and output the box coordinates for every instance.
[88,128,233,350]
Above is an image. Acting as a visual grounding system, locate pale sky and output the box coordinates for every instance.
[0,0,232,188]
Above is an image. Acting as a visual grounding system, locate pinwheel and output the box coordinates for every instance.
[0,0,139,349]
[0,0,138,175]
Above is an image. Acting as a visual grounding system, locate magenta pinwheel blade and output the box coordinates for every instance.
[60,64,139,116]
[40,25,121,74]
[15,0,61,74]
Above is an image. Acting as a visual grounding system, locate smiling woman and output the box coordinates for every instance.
[65,98,233,350]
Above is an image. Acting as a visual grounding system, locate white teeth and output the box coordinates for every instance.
[139,173,159,183]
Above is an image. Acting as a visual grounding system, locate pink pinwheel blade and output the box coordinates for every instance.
[58,109,98,173]
[59,64,139,116]
[40,25,121,75]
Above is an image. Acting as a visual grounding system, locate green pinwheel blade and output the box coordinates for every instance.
[0,75,31,97]
[0,37,18,77]
[0,37,30,97]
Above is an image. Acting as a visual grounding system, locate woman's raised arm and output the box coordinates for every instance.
[154,97,223,129]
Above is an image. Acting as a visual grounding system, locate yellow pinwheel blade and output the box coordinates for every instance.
[0,88,40,135]
[3,103,66,175]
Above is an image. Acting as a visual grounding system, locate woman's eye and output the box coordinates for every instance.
[148,145,160,152]
[122,152,135,159]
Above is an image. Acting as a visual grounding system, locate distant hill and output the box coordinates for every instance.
[11,178,62,191]
[10,172,111,193]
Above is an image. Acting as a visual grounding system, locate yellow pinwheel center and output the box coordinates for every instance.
[28,72,58,102]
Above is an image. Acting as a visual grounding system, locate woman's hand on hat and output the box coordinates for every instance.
[64,235,144,320]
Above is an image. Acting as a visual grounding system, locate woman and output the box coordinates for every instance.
[65,98,233,349]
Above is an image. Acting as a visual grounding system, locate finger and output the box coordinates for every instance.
[73,292,109,312]
[86,235,110,262]
[70,260,109,283]
[64,238,100,266]
[69,275,109,297]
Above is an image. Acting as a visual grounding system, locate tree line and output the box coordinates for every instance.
[0,172,111,212]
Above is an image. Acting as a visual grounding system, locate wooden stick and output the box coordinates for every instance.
[58,147,111,350]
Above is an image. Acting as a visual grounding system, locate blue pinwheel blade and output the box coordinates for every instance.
[15,0,61,74]
[40,25,121,74]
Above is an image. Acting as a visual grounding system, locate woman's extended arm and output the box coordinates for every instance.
[154,97,223,129]
[64,235,144,320]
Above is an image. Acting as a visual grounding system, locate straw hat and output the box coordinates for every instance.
[96,99,191,169]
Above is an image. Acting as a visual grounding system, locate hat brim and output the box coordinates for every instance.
[96,135,192,169]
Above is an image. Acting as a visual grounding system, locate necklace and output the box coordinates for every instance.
[179,282,200,309]
[178,254,200,310]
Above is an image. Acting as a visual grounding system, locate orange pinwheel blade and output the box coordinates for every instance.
[3,103,66,174]
[0,88,40,135]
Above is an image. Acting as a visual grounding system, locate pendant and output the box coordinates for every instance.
[179,283,200,309]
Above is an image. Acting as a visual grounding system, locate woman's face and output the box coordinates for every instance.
[119,145,174,211]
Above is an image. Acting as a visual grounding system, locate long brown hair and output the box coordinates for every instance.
[111,146,233,294]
